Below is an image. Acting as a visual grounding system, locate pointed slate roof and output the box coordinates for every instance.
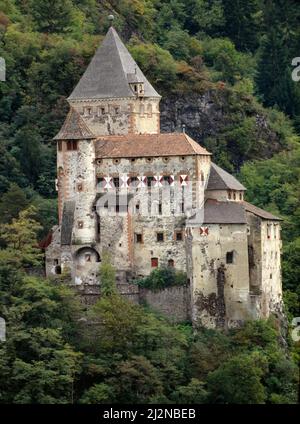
[68,27,160,100]
[53,108,95,140]
[207,162,246,191]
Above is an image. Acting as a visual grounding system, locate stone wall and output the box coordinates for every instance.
[70,97,160,136]
[72,281,191,324]
[139,284,191,323]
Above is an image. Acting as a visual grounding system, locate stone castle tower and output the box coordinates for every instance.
[45,26,283,328]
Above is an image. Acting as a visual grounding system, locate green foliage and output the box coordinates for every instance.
[0,264,83,403]
[0,183,29,224]
[29,0,74,34]
[207,352,267,404]
[129,42,178,90]
[202,37,256,84]
[222,0,261,51]
[99,252,117,297]
[0,0,299,405]
[0,206,43,268]
[135,266,187,290]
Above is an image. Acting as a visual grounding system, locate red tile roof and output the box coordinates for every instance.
[95,133,211,158]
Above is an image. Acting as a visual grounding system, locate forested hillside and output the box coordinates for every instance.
[0,0,299,404]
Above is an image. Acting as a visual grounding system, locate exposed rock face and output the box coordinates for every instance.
[160,91,284,167]
[161,92,222,141]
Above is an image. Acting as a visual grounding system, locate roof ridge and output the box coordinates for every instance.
[184,133,211,155]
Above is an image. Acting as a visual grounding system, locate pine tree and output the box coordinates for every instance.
[222,0,261,52]
[256,0,300,117]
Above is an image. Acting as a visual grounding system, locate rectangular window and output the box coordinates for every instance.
[135,233,143,243]
[226,251,234,264]
[158,203,162,215]
[97,177,105,189]
[176,231,183,241]
[151,257,158,268]
[147,176,154,187]
[157,232,164,242]
[114,107,120,115]
[113,177,120,188]
[84,107,92,116]
[66,140,77,151]
[58,141,62,151]
[162,175,171,185]
[129,176,139,188]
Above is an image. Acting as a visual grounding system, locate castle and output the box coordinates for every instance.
[45,26,283,328]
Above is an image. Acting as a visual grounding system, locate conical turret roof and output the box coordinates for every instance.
[68,27,160,100]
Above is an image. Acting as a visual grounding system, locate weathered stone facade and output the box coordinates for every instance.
[45,26,283,328]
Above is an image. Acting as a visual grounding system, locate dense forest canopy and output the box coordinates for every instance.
[0,0,299,404]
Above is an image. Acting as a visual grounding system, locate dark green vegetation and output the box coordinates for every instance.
[0,212,298,403]
[0,0,299,404]
[135,267,187,290]
[0,206,298,404]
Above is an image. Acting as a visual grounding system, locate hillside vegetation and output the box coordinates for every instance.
[0,0,299,404]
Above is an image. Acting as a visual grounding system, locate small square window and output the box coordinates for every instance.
[157,232,164,242]
[135,233,143,243]
[78,221,84,229]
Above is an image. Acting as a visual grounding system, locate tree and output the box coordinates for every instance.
[99,252,117,297]
[171,378,208,403]
[29,0,74,33]
[207,353,267,404]
[0,183,29,224]
[0,205,43,267]
[222,0,260,51]
[0,266,83,404]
